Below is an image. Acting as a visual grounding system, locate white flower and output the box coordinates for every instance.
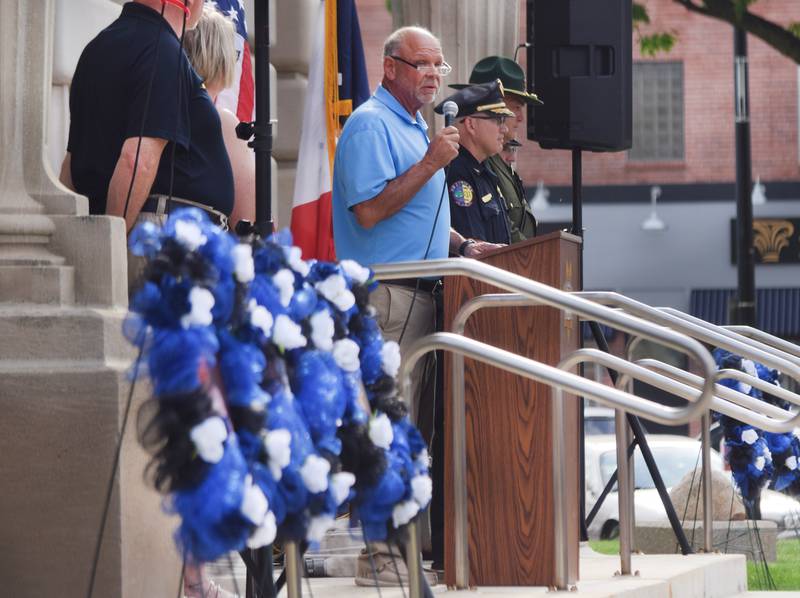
[284,246,310,277]
[755,456,766,471]
[392,500,420,528]
[181,286,215,328]
[416,448,430,469]
[300,454,330,493]
[332,339,360,372]
[737,358,758,394]
[273,314,307,350]
[330,472,356,506]
[249,300,274,337]
[247,511,277,548]
[309,310,335,351]
[369,413,393,449]
[306,514,335,543]
[189,416,227,463]
[316,274,355,312]
[411,475,433,507]
[240,475,269,524]
[272,269,296,307]
[381,341,401,378]
[741,428,759,445]
[265,429,292,480]
[340,259,370,284]
[786,456,798,470]
[174,220,207,250]
[232,244,255,283]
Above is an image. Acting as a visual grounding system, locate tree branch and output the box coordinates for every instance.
[673,0,800,63]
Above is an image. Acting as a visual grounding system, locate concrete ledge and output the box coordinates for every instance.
[636,520,778,562]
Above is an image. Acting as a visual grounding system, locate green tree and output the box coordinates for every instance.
[636,0,800,62]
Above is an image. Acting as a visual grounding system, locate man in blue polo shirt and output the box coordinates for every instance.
[332,25,500,585]
[60,0,234,233]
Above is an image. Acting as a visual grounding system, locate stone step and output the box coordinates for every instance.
[0,305,132,361]
[207,545,749,597]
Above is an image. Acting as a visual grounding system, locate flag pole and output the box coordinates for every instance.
[252,0,274,236]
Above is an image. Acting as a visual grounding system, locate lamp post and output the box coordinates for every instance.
[732,26,756,328]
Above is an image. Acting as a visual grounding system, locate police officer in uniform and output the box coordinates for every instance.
[450,56,542,242]
[435,80,515,245]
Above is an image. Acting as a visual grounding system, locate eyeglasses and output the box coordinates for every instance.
[390,55,452,76]
[469,115,508,125]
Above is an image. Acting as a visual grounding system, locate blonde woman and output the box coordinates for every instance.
[185,6,255,229]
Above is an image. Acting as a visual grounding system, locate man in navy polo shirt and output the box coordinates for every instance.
[60,0,234,233]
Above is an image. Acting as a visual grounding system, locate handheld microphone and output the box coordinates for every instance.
[443,101,458,128]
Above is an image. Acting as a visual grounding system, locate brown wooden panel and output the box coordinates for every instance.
[443,232,581,587]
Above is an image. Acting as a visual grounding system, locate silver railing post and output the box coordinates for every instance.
[615,409,633,575]
[285,541,302,598]
[406,522,423,598]
[452,347,470,588]
[701,410,714,552]
[552,388,570,590]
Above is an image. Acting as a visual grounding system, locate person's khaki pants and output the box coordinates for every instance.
[369,283,436,436]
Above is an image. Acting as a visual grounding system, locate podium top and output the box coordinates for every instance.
[475,229,582,261]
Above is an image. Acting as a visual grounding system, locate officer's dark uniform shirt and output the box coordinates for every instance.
[67,2,234,216]
[447,146,511,245]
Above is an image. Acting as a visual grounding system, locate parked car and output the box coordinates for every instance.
[585,434,800,539]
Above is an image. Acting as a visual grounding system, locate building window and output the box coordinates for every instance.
[629,62,684,161]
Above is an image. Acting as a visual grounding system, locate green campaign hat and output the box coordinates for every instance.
[450,56,543,105]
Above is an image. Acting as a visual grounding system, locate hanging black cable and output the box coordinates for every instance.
[121,3,168,222]
[85,339,145,598]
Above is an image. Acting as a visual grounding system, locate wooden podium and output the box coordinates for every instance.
[443,231,582,587]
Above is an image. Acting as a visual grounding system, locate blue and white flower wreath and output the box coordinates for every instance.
[125,208,432,563]
[713,349,800,508]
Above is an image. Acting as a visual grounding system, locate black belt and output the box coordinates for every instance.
[141,195,229,230]
[386,278,442,293]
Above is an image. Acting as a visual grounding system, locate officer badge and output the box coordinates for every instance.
[450,181,474,207]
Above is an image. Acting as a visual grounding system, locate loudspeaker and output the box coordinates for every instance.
[526,0,632,152]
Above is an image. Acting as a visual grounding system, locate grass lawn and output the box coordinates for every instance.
[588,538,800,591]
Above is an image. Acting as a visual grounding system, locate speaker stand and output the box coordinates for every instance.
[571,148,590,542]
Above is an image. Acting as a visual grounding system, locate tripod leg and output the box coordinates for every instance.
[587,321,694,555]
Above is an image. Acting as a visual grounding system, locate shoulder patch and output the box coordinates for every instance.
[449,181,474,207]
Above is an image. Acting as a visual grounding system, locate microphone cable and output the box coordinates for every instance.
[121,2,168,221]
[397,106,458,344]
[396,176,447,345]
[165,2,189,205]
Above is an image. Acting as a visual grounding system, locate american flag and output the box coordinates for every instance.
[209,0,255,122]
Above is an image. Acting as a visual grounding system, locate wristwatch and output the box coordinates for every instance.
[458,238,475,256]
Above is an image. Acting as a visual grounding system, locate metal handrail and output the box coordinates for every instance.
[397,333,716,593]
[725,325,800,361]
[372,260,717,592]
[656,308,800,368]
[634,359,796,431]
[576,292,800,394]
[373,259,718,419]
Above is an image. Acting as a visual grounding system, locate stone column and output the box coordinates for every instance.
[0,0,74,304]
[0,1,180,595]
[392,0,521,132]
